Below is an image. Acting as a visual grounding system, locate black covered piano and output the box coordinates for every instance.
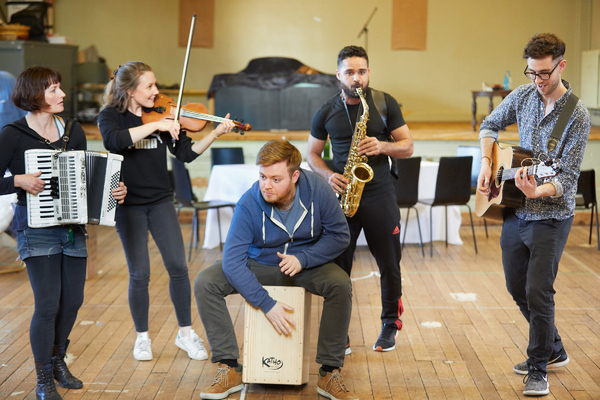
[208,57,340,131]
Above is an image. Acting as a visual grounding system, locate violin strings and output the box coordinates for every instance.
[182,109,229,124]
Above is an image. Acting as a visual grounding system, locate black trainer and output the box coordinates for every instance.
[523,368,549,396]
[513,347,570,375]
[345,336,351,355]
[373,324,398,352]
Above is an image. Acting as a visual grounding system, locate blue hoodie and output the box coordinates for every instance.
[221,168,350,313]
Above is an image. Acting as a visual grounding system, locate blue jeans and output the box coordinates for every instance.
[501,212,573,373]
[115,200,191,332]
[17,224,87,260]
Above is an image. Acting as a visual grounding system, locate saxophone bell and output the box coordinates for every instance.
[351,162,374,183]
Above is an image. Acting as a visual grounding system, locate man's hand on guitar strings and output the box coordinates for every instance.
[477,165,491,195]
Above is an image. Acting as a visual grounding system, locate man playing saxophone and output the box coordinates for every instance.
[307,45,414,352]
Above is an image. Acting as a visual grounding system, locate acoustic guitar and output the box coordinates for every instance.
[475,142,559,221]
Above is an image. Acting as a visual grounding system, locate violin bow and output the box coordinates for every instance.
[173,14,197,143]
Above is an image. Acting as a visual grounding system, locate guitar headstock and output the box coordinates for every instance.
[535,160,560,181]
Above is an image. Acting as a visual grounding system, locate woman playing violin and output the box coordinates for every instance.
[98,61,235,362]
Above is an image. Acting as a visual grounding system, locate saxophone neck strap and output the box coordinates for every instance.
[370,88,388,133]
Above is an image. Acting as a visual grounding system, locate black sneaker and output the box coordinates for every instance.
[345,336,351,355]
[373,324,398,352]
[523,368,549,396]
[513,347,570,375]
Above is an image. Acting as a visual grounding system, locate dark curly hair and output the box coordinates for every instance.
[337,45,369,68]
[522,33,565,61]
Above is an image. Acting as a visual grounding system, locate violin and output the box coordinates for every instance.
[141,93,252,135]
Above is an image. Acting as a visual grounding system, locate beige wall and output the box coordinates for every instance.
[54,0,596,122]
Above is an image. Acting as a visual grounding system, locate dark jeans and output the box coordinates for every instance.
[501,213,573,373]
[335,188,403,327]
[26,254,86,363]
[115,200,192,332]
[194,259,352,367]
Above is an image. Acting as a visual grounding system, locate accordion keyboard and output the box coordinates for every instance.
[25,150,87,228]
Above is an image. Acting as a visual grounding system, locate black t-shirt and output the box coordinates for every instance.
[310,88,406,195]
[0,116,87,206]
[97,106,200,206]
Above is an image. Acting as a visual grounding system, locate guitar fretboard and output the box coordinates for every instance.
[499,165,541,181]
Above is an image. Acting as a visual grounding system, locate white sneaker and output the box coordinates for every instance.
[175,329,208,360]
[133,335,153,361]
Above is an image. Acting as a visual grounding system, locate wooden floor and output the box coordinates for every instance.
[1,222,600,400]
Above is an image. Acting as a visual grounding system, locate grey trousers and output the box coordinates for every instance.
[194,259,352,367]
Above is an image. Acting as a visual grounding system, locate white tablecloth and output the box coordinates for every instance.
[202,162,462,249]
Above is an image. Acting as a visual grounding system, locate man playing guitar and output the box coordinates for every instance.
[477,33,590,397]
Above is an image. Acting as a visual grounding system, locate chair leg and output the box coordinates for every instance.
[589,207,594,245]
[444,205,448,248]
[466,205,478,254]
[430,206,434,257]
[592,203,600,251]
[401,208,410,250]
[412,206,425,257]
[188,210,196,262]
[484,218,488,238]
[216,208,223,251]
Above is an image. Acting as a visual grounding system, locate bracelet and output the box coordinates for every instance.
[481,155,491,164]
[210,132,219,140]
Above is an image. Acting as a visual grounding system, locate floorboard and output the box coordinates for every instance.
[1,217,600,399]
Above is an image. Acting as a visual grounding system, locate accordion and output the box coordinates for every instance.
[24,149,124,228]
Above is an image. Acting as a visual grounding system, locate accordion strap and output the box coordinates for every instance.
[9,117,76,151]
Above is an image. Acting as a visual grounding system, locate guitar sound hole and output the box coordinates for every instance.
[495,166,504,187]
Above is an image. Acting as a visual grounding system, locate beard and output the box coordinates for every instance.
[539,78,559,97]
[341,81,369,99]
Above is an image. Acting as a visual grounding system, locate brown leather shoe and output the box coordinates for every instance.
[200,363,244,399]
[317,368,358,400]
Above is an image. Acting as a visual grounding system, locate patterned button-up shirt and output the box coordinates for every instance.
[479,80,591,221]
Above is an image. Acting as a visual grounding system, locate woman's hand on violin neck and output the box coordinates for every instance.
[154,120,180,140]
[213,113,235,137]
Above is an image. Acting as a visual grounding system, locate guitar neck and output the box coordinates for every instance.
[500,165,539,181]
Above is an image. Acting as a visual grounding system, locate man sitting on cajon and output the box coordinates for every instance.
[194,139,356,400]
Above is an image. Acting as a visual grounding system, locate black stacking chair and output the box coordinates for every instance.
[171,158,235,260]
[393,157,424,256]
[456,145,488,238]
[576,169,599,250]
[420,156,478,256]
[211,147,244,168]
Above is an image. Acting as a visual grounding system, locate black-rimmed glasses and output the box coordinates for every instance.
[523,62,560,81]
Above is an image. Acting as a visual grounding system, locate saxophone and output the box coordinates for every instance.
[339,87,374,217]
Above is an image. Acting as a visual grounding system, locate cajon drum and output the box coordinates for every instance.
[243,286,311,385]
